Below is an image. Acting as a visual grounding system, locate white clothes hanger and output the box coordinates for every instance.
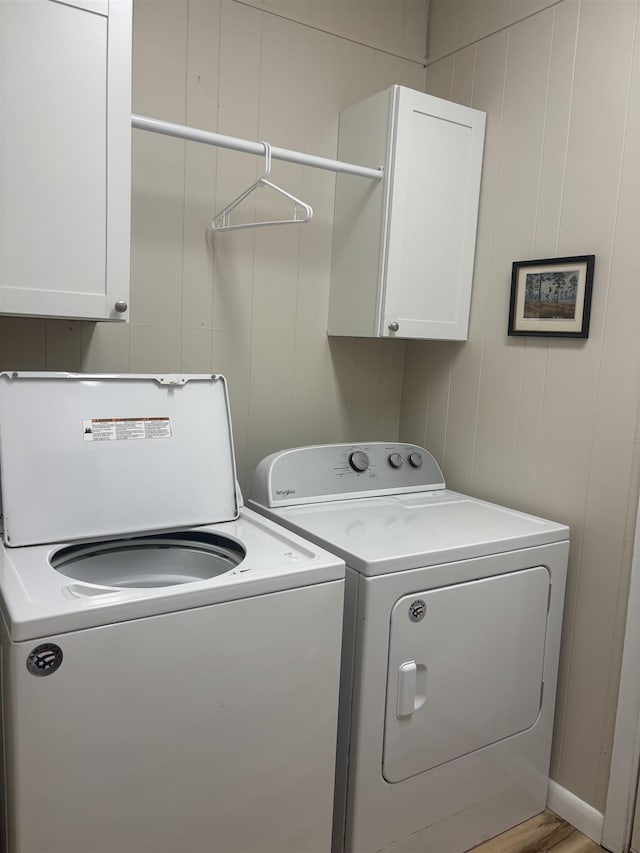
[210,142,313,232]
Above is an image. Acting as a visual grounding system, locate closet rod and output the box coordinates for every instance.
[132,114,384,181]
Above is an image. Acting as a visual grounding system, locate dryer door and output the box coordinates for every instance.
[383,566,549,783]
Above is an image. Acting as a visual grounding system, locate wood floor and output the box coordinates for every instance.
[468,810,606,853]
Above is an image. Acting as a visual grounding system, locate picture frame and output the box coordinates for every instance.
[508,255,595,338]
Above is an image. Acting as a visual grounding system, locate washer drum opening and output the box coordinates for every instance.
[50,531,246,588]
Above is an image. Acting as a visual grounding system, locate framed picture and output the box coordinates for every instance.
[508,255,595,338]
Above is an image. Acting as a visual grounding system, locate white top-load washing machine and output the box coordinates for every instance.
[0,373,345,853]
[249,442,570,853]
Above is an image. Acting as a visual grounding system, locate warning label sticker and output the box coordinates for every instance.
[83,417,172,442]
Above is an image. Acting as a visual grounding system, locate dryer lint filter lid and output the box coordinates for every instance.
[0,373,239,547]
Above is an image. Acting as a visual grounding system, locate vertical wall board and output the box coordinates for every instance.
[181,328,214,373]
[336,0,378,58]
[350,339,385,437]
[289,26,335,448]
[129,132,187,329]
[455,0,480,51]
[402,0,429,63]
[181,136,218,335]
[244,12,312,477]
[552,0,640,806]
[462,33,507,346]
[509,340,548,510]
[441,33,509,490]
[0,318,46,369]
[532,0,579,254]
[594,7,640,809]
[451,43,477,107]
[426,0,458,61]
[558,3,635,254]
[487,10,553,260]
[81,322,131,374]
[259,14,308,175]
[44,321,84,371]
[425,54,455,100]
[377,340,406,438]
[434,342,476,487]
[377,1,404,60]
[211,226,258,486]
[398,340,431,442]
[130,0,188,332]
[471,12,553,501]
[321,338,359,444]
[422,343,453,466]
[477,0,511,41]
[211,0,263,486]
[131,0,188,118]
[245,223,300,482]
[129,323,182,373]
[181,0,221,335]
[348,338,407,440]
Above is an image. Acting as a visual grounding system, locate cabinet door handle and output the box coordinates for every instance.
[388,321,399,333]
[114,300,128,313]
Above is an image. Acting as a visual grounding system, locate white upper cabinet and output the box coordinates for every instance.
[329,86,486,341]
[0,0,131,321]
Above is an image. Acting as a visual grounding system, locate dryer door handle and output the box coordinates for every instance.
[397,661,416,717]
[397,661,427,718]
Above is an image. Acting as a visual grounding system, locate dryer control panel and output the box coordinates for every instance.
[250,443,445,507]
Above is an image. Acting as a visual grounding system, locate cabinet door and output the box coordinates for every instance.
[383,89,485,340]
[0,0,130,321]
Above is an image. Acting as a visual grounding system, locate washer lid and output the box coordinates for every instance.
[0,373,239,546]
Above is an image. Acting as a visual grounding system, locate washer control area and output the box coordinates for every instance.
[348,450,370,472]
[388,452,403,469]
[251,442,446,507]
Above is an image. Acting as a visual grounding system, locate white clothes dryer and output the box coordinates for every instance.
[0,373,345,853]
[249,442,569,853]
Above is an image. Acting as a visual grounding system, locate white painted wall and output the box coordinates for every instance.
[400,0,640,814]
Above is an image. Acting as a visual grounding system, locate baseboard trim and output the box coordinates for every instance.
[547,780,604,844]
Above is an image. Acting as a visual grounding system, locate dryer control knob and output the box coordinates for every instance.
[388,452,404,469]
[349,450,370,473]
[408,451,423,468]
